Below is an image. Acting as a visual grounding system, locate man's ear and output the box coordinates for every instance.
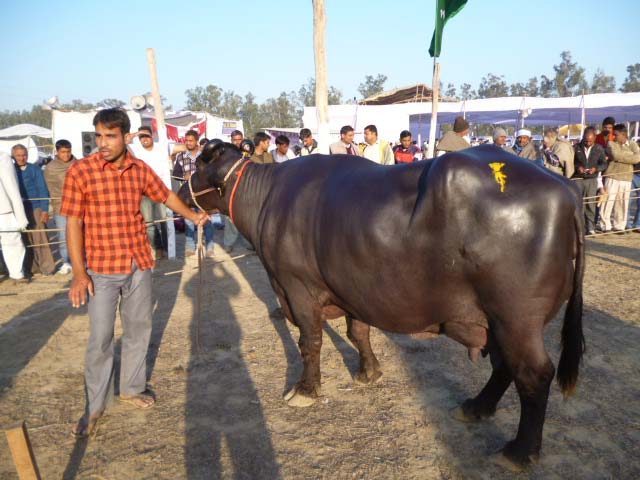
[124,132,133,144]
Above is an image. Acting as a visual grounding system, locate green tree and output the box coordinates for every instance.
[525,77,539,96]
[477,73,508,98]
[620,63,640,92]
[239,92,261,138]
[553,51,588,96]
[61,99,95,110]
[298,77,343,106]
[184,85,223,114]
[444,83,457,99]
[590,69,616,93]
[458,83,476,100]
[510,82,526,96]
[357,74,388,99]
[220,90,243,119]
[539,75,555,97]
[96,98,126,108]
[259,91,300,129]
[0,105,52,129]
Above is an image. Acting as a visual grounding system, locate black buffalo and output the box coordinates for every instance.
[179,143,585,470]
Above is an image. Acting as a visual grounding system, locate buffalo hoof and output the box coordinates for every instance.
[450,399,494,423]
[284,385,318,407]
[355,369,382,385]
[490,441,538,472]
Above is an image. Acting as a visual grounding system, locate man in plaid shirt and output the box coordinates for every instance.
[61,109,209,437]
[172,129,214,256]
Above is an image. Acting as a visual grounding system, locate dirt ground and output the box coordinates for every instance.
[1,231,639,480]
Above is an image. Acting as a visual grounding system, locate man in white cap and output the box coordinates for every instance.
[492,127,510,150]
[512,128,539,162]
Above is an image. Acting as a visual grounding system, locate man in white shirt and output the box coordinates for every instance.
[271,135,295,163]
[0,152,29,283]
[128,126,172,259]
[360,124,394,165]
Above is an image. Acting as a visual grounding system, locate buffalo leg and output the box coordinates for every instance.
[346,316,382,384]
[283,302,324,407]
[495,329,555,470]
[454,347,512,422]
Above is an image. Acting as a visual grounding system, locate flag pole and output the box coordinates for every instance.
[427,57,440,159]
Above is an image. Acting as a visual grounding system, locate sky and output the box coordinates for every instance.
[1,0,639,112]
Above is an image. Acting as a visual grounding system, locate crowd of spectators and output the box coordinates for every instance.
[2,113,639,284]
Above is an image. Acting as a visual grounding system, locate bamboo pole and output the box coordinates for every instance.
[313,0,330,154]
[147,48,176,259]
[427,60,441,159]
[5,422,41,480]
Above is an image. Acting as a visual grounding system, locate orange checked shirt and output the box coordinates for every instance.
[60,151,170,274]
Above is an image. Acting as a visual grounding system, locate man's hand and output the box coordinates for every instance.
[41,211,49,224]
[587,167,597,175]
[577,166,585,174]
[191,211,210,227]
[69,271,94,308]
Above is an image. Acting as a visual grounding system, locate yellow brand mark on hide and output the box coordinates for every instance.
[489,162,507,193]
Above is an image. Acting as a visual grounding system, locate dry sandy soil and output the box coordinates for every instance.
[1,231,639,480]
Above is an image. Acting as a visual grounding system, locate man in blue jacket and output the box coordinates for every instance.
[12,144,55,275]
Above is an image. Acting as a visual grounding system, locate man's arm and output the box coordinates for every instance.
[164,191,209,226]
[67,217,94,308]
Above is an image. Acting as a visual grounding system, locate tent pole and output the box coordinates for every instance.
[146,48,176,259]
[427,58,440,159]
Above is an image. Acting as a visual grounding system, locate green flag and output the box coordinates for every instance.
[429,0,468,58]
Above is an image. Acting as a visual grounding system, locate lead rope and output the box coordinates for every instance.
[196,225,205,353]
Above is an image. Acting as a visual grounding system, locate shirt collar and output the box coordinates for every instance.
[96,150,138,171]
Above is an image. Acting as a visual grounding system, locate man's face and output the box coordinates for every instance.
[12,148,28,167]
[400,136,412,149]
[231,134,243,147]
[260,139,271,152]
[57,147,73,162]
[302,135,313,147]
[517,135,530,147]
[277,143,289,156]
[614,130,627,144]
[495,136,507,146]
[584,133,595,147]
[603,124,614,135]
[341,130,355,145]
[185,135,198,151]
[139,131,154,149]
[364,129,377,145]
[95,123,127,162]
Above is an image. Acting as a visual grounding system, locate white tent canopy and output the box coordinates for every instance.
[303,92,640,143]
[0,123,52,138]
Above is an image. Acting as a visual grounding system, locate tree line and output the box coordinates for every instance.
[1,52,638,137]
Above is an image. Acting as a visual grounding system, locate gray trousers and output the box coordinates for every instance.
[579,178,598,233]
[85,263,152,415]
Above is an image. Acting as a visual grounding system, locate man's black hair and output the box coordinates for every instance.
[254,132,270,145]
[230,130,243,138]
[583,126,597,137]
[55,139,72,150]
[399,130,412,140]
[93,108,131,134]
[299,128,312,139]
[138,125,153,135]
[340,125,354,136]
[185,129,199,140]
[613,123,627,133]
[275,135,290,146]
[602,116,616,127]
[364,124,378,135]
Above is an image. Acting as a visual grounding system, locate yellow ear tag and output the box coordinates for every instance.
[488,162,507,193]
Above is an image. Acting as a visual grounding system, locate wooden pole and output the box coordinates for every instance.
[313,0,330,154]
[147,48,176,259]
[427,60,440,159]
[5,422,41,480]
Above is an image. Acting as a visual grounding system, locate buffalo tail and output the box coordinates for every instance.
[557,208,586,399]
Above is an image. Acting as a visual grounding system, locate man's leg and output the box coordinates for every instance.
[600,178,619,232]
[184,213,195,255]
[0,213,26,279]
[29,208,55,275]
[151,201,167,251]
[629,174,640,228]
[203,218,215,254]
[85,271,127,416]
[582,179,597,233]
[119,264,154,406]
[614,180,631,230]
[55,214,70,266]
[140,197,156,249]
[223,215,239,251]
